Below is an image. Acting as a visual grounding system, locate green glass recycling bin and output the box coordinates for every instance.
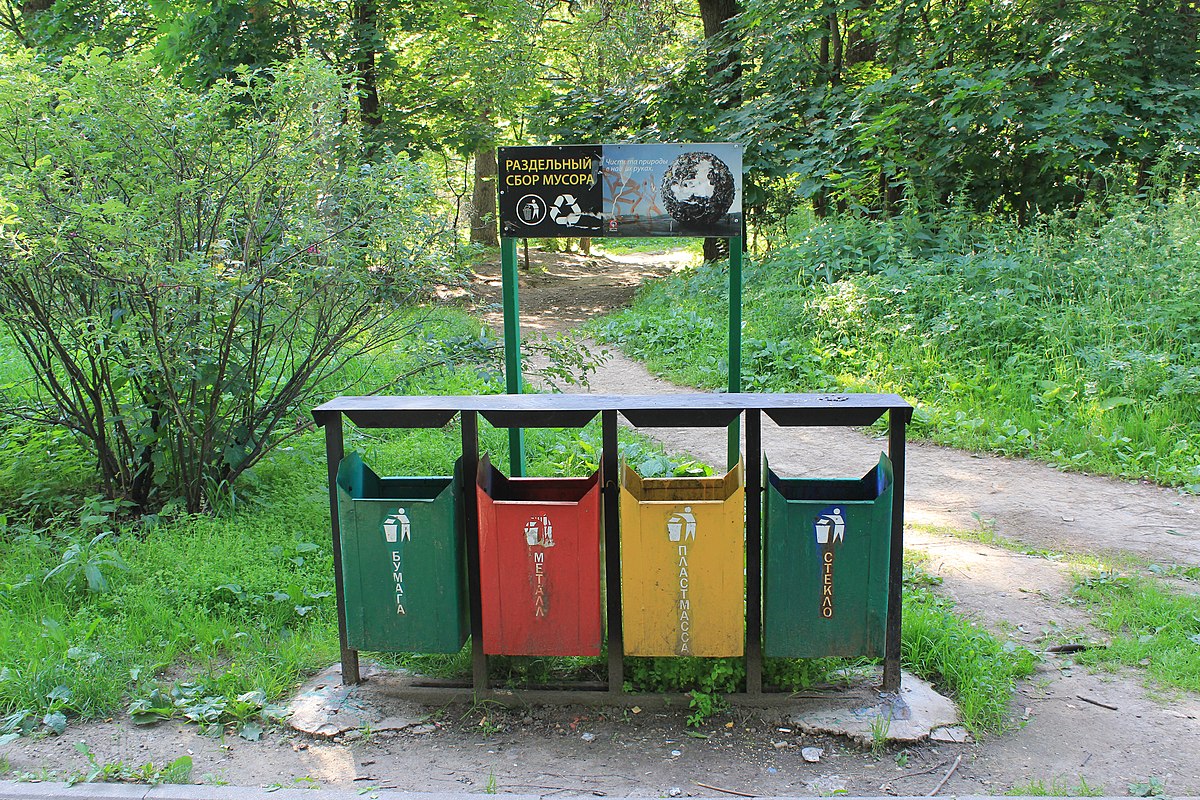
[336,452,468,653]
[763,453,893,658]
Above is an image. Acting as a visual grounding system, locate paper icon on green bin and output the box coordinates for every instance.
[383,509,411,543]
[667,507,697,542]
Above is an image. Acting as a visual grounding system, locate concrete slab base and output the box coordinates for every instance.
[288,664,958,746]
[786,671,962,745]
[288,663,427,739]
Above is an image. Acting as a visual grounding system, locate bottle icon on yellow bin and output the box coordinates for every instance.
[667,507,697,542]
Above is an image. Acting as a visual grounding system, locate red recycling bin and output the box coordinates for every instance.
[476,457,602,656]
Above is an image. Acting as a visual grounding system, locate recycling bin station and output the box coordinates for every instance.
[335,452,468,653]
[313,392,913,698]
[620,462,746,657]
[476,456,603,656]
[763,453,894,658]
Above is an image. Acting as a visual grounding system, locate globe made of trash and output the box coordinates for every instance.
[660,151,736,227]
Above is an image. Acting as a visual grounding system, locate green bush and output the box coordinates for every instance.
[0,50,456,514]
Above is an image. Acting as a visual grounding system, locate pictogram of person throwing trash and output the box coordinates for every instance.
[383,508,411,543]
[667,507,697,542]
[524,514,555,547]
[813,506,845,545]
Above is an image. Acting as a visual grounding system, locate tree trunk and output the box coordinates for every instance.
[698,0,743,261]
[471,147,499,246]
[702,237,730,262]
[813,6,835,218]
[353,2,382,131]
[829,11,843,86]
[845,0,878,66]
[699,0,743,97]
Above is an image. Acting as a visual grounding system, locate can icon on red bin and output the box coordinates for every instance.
[477,457,602,656]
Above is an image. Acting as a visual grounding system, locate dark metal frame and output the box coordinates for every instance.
[313,391,912,695]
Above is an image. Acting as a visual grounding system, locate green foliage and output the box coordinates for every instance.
[624,655,742,695]
[8,0,1200,232]
[545,0,1200,222]
[593,198,1200,490]
[623,654,880,727]
[1069,570,1200,691]
[42,531,127,595]
[151,0,346,88]
[0,405,95,520]
[1007,777,1105,796]
[0,484,341,736]
[0,0,156,54]
[903,573,1038,734]
[616,440,713,479]
[67,741,193,787]
[623,655,740,726]
[0,51,457,513]
[1128,777,1167,797]
[763,657,875,692]
[685,688,728,728]
[0,304,630,741]
[614,562,1033,735]
[127,683,286,738]
[386,0,544,155]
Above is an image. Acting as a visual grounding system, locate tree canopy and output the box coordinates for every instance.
[3,0,1196,226]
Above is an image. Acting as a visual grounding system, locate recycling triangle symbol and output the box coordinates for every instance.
[549,194,583,226]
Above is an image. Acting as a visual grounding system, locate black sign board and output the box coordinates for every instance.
[498,145,603,238]
[498,143,742,239]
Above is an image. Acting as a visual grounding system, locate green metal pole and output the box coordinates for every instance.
[727,236,743,471]
[501,237,526,476]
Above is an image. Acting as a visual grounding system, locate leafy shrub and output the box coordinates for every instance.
[0,51,456,513]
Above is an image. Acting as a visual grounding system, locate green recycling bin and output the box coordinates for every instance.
[763,453,893,658]
[336,452,468,653]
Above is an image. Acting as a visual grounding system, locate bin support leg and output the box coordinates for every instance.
[501,237,526,477]
[602,410,623,695]
[727,237,743,471]
[883,410,908,693]
[462,411,489,692]
[325,413,360,685]
[744,409,762,695]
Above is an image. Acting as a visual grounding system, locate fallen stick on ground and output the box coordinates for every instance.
[927,753,963,796]
[1047,643,1105,654]
[1076,694,1119,711]
[694,780,757,797]
[896,760,951,779]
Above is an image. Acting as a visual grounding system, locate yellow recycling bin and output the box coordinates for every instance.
[619,461,745,657]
